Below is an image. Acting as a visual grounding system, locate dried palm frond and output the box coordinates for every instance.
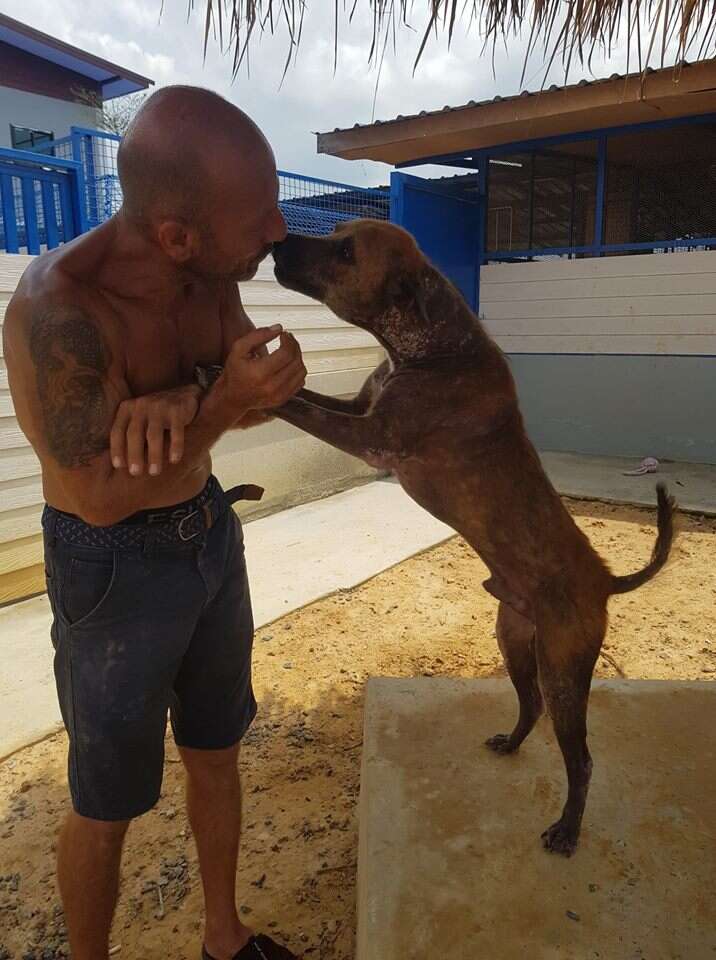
[184,0,716,79]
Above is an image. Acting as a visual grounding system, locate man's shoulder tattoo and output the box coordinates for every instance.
[29,306,111,469]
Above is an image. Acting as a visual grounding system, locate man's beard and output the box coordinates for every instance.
[188,244,273,283]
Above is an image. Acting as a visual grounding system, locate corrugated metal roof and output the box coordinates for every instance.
[324,61,694,136]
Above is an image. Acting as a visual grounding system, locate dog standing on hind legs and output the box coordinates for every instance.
[272,220,676,857]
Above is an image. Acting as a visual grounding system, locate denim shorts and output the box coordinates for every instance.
[42,478,257,821]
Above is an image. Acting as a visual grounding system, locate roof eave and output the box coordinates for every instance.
[318,59,716,164]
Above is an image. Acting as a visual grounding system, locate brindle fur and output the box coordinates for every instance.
[272,220,675,856]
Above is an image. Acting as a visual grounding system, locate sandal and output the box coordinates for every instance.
[202,934,300,959]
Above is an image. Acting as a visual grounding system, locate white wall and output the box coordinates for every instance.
[0,255,383,602]
[480,249,716,356]
[0,86,100,148]
[479,250,716,463]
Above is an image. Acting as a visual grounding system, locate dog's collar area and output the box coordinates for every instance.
[391,353,482,372]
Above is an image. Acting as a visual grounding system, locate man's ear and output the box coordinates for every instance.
[156,219,197,264]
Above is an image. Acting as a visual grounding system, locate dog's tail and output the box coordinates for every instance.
[610,483,676,595]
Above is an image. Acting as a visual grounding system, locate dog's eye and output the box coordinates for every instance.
[340,240,353,262]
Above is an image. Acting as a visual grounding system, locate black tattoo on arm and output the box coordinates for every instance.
[29,307,111,468]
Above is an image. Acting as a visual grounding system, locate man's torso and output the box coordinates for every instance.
[4,221,231,515]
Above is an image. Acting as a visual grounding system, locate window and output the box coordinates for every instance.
[605,124,716,245]
[10,125,54,151]
[486,142,598,254]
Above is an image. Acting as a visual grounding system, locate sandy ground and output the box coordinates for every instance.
[1,498,714,960]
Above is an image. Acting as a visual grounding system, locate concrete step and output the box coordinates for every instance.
[358,677,716,959]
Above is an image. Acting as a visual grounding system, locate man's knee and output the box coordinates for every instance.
[64,810,131,847]
[179,743,240,782]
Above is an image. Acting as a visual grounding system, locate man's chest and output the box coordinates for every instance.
[120,295,225,396]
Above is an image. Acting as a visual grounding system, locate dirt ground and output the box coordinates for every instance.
[1,498,714,960]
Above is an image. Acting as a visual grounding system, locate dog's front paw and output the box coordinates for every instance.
[541,818,579,857]
[485,733,518,755]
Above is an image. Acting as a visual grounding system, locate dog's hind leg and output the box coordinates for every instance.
[535,597,607,857]
[486,602,543,755]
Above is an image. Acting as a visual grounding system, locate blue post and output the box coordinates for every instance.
[593,134,608,254]
[59,179,75,242]
[83,133,99,227]
[41,180,59,249]
[0,174,19,253]
[476,151,488,313]
[20,176,40,254]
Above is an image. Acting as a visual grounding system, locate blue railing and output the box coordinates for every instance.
[0,147,87,254]
[29,128,389,240]
[278,171,389,235]
[35,127,122,230]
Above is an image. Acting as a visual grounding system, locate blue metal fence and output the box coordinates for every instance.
[5,127,388,248]
[278,171,388,235]
[0,147,87,254]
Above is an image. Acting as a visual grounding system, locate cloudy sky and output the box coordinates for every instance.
[5,1,647,185]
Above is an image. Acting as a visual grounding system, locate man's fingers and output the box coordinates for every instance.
[146,422,166,477]
[110,405,132,469]
[168,414,185,466]
[230,325,283,359]
[126,417,147,476]
[256,331,302,376]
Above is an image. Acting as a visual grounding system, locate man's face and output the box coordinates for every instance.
[190,149,287,283]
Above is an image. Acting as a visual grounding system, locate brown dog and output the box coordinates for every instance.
[272,220,675,856]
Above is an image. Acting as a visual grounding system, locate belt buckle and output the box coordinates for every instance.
[177,509,200,541]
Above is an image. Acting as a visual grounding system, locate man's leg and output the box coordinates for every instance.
[57,811,130,960]
[180,743,253,960]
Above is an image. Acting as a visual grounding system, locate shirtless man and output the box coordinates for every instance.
[3,87,305,960]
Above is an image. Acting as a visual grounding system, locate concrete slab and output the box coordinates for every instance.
[541,451,716,515]
[358,678,716,960]
[0,480,451,759]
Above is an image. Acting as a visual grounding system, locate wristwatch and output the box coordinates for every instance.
[194,364,224,391]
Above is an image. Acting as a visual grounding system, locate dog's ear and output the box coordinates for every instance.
[384,265,431,322]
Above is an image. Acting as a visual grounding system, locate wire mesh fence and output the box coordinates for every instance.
[278,171,389,235]
[31,130,389,239]
[485,121,716,260]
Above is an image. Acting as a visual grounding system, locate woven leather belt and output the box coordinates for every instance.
[43,480,264,550]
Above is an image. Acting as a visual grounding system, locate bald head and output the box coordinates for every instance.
[117,86,271,228]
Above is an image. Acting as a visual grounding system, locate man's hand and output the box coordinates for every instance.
[219,325,306,415]
[110,383,201,477]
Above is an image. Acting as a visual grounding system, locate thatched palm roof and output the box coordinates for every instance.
[195,1,716,78]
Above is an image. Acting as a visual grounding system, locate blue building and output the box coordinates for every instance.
[318,62,716,463]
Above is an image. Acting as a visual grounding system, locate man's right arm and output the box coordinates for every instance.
[17,301,303,525]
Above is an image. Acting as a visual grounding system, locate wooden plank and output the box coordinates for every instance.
[0,562,46,606]
[0,391,14,418]
[249,305,344,329]
[0,447,41,483]
[0,532,43,576]
[482,315,716,338]
[239,283,319,307]
[304,347,384,374]
[0,476,44,512]
[494,334,716,355]
[480,273,716,302]
[0,504,43,545]
[294,329,376,353]
[0,420,30,450]
[305,366,381,395]
[481,249,716,283]
[0,253,34,289]
[482,294,716,321]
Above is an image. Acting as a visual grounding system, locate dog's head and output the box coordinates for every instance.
[273,220,468,359]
